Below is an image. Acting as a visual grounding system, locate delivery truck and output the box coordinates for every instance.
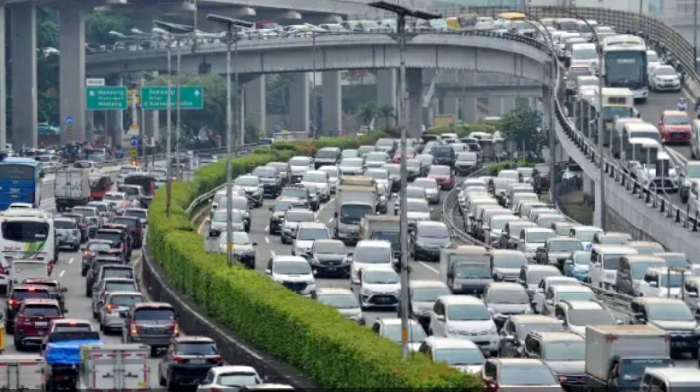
[585,324,675,391]
[54,169,90,212]
[79,344,151,391]
[440,246,492,295]
[360,215,401,266]
[0,355,45,391]
[334,185,377,244]
[45,333,103,391]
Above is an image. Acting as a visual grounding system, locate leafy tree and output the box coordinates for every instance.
[245,117,260,143]
[376,104,396,126]
[86,12,134,45]
[357,102,377,127]
[498,106,541,152]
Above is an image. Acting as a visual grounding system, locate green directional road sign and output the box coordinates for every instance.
[86,86,128,110]
[140,85,204,110]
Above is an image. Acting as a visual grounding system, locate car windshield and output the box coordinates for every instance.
[54,323,92,332]
[299,228,330,241]
[96,231,122,243]
[74,208,96,217]
[543,340,585,361]
[219,232,252,245]
[517,322,565,339]
[447,304,491,321]
[499,363,558,385]
[498,171,520,180]
[88,243,112,252]
[491,218,517,231]
[105,282,137,292]
[430,166,451,175]
[125,210,146,219]
[217,373,260,388]
[104,194,124,201]
[178,342,218,355]
[23,305,60,317]
[341,158,363,167]
[493,254,528,268]
[647,303,694,321]
[568,308,615,326]
[573,252,592,266]
[550,240,583,252]
[364,269,398,284]
[119,167,137,175]
[657,274,683,288]
[110,294,142,306]
[658,255,689,268]
[418,225,449,238]
[316,150,337,159]
[411,286,450,302]
[526,231,555,243]
[454,263,491,278]
[274,201,300,212]
[526,270,561,284]
[342,150,359,158]
[286,211,314,222]
[234,177,259,187]
[575,229,601,242]
[103,268,134,279]
[633,244,664,255]
[558,290,595,302]
[406,188,426,198]
[315,242,346,254]
[354,246,391,263]
[320,167,338,178]
[434,348,485,366]
[316,293,359,309]
[302,172,327,182]
[407,200,430,212]
[487,289,529,304]
[413,179,438,190]
[381,324,426,343]
[655,67,677,76]
[573,48,596,59]
[366,170,388,180]
[133,308,175,321]
[664,115,689,125]
[274,261,311,275]
[366,153,386,162]
[289,157,310,166]
[457,153,477,161]
[618,358,675,382]
[252,168,276,178]
[212,211,243,223]
[55,220,76,229]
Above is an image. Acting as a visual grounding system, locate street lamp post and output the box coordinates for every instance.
[207,14,254,266]
[153,21,193,218]
[312,31,317,138]
[176,38,182,181]
[369,1,440,361]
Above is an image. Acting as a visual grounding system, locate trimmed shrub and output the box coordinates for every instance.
[147,135,479,389]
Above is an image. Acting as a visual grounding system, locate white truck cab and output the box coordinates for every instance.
[589,244,638,290]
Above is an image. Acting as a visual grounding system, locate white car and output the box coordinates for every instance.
[420,337,485,374]
[338,158,365,176]
[428,295,500,357]
[647,49,662,73]
[350,240,394,284]
[232,175,264,207]
[288,156,313,183]
[103,191,129,213]
[265,255,316,297]
[356,265,401,309]
[7,202,33,210]
[518,228,556,260]
[195,366,262,391]
[280,208,316,244]
[406,197,431,225]
[319,165,341,193]
[648,65,681,92]
[292,222,330,256]
[568,225,603,250]
[364,168,390,192]
[300,170,331,202]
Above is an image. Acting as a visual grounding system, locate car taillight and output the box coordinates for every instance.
[209,355,222,363]
[106,304,113,314]
[171,356,186,363]
[130,322,138,335]
[211,388,223,392]
[0,265,8,275]
[78,223,86,228]
[9,299,17,306]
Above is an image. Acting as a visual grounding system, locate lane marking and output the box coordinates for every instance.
[264,225,269,232]
[68,258,74,264]
[270,250,276,258]
[197,217,209,235]
[265,237,270,244]
[58,270,65,277]
[418,261,439,274]
[328,218,333,223]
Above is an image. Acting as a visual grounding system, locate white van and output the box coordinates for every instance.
[589,244,637,290]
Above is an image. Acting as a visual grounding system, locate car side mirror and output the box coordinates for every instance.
[268,206,273,212]
[265,269,272,275]
[61,287,68,293]
[252,242,258,246]
[545,299,553,306]
[436,315,445,321]
[650,281,658,287]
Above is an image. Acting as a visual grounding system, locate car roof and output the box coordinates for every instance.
[524,265,560,272]
[21,298,59,305]
[410,280,448,289]
[314,288,353,295]
[133,302,173,309]
[175,336,215,343]
[298,222,326,229]
[424,336,480,349]
[12,284,50,291]
[552,285,592,293]
[273,256,307,263]
[377,317,420,326]
[560,300,604,310]
[486,282,525,291]
[532,332,584,342]
[437,295,484,305]
[357,240,391,248]
[510,315,562,324]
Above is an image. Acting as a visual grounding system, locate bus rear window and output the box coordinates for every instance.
[11,289,50,300]
[2,221,49,242]
[0,164,34,180]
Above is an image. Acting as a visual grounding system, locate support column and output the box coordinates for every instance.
[59,7,86,144]
[144,110,159,142]
[10,3,37,149]
[461,97,477,123]
[487,97,502,117]
[502,97,515,114]
[321,71,342,134]
[594,180,603,228]
[442,97,459,116]
[238,87,245,145]
[244,75,266,137]
[0,6,5,150]
[406,68,422,138]
[288,73,309,132]
[376,69,396,127]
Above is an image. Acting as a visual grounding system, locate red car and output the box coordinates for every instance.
[427,165,454,190]
[5,284,52,333]
[14,298,65,349]
[392,147,415,163]
[659,110,691,144]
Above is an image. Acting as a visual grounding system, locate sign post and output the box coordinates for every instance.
[140,86,204,110]
[65,116,74,141]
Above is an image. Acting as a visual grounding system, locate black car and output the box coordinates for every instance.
[110,216,143,248]
[268,197,307,235]
[532,163,551,194]
[409,222,452,262]
[252,166,282,198]
[95,227,132,260]
[84,257,122,297]
[431,145,456,168]
[158,337,223,389]
[80,240,119,275]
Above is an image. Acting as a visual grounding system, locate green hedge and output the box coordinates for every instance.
[147,134,479,389]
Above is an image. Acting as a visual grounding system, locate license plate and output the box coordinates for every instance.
[189,359,206,364]
[35,322,48,327]
[672,341,687,347]
[119,311,128,318]
[327,267,336,272]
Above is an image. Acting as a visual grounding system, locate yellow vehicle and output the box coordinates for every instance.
[446,13,478,31]
[600,87,636,146]
[497,12,526,21]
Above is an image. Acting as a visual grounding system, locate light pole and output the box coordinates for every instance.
[153,21,193,217]
[312,31,317,138]
[207,14,254,266]
[369,0,440,361]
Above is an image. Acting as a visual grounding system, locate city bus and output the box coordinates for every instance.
[0,208,55,294]
[0,157,43,210]
[600,87,636,146]
[601,35,648,102]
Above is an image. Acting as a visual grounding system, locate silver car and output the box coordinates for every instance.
[54,218,81,251]
[72,206,101,236]
[87,201,113,221]
[99,291,143,332]
[91,278,139,318]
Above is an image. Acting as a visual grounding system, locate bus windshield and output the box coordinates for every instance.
[604,50,647,87]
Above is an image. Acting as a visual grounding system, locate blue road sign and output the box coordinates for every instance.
[130,136,140,147]
[65,116,74,125]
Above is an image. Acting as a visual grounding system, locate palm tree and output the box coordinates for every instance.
[377,104,396,128]
[357,102,378,128]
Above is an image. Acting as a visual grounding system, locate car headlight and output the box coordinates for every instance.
[305,283,316,292]
[489,326,498,334]
[361,289,374,296]
[415,241,426,248]
[394,290,401,296]
[447,327,458,334]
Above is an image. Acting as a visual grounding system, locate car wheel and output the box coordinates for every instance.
[159,366,166,386]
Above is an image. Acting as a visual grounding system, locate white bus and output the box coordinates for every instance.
[0,208,55,294]
[601,35,648,102]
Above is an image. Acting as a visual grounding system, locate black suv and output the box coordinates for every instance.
[252,166,283,198]
[268,197,307,235]
[158,337,223,389]
[85,256,122,296]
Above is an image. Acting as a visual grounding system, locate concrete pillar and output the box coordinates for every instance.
[442,97,459,117]
[10,3,37,149]
[594,180,603,228]
[377,69,396,127]
[461,97,477,123]
[85,110,94,132]
[244,75,266,137]
[321,71,342,134]
[59,7,86,144]
[238,87,245,145]
[144,110,158,142]
[406,68,423,138]
[288,73,309,132]
[487,97,502,117]
[0,6,5,150]
[502,98,515,114]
